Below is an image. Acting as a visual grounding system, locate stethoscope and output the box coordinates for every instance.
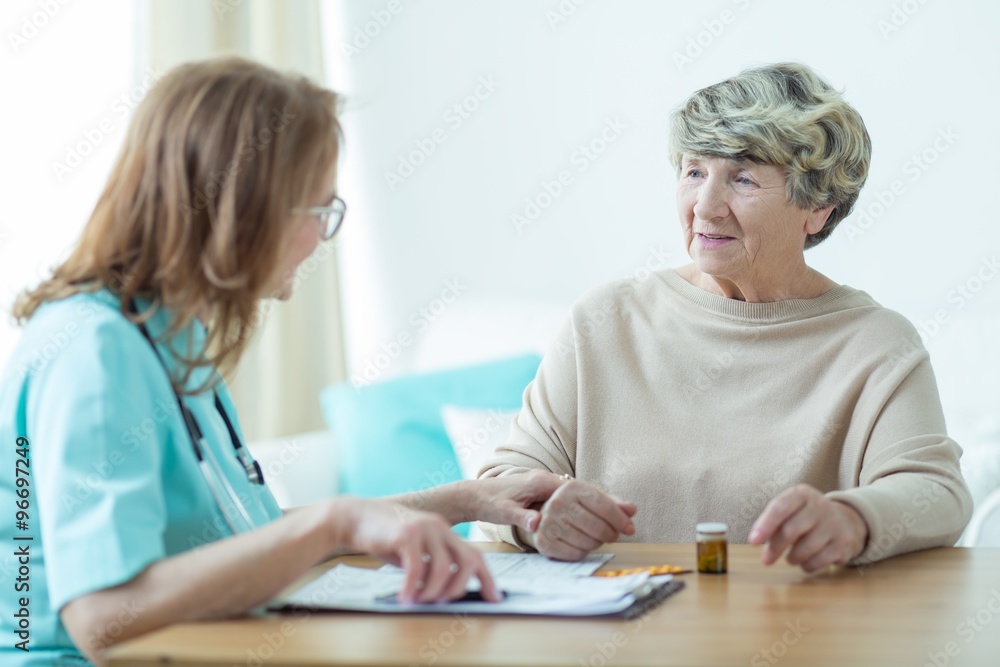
[127,299,266,535]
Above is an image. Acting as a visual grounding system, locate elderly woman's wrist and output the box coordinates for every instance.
[834,500,870,558]
[513,524,539,550]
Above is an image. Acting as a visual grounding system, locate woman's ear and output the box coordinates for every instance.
[805,205,835,235]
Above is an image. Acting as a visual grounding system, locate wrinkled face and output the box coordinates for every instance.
[269,162,338,301]
[676,155,824,281]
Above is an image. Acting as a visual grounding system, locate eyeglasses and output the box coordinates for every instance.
[291,196,347,240]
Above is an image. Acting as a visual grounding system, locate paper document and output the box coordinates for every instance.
[270,553,681,617]
[378,552,613,578]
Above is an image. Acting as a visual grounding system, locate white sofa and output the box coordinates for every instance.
[246,429,339,509]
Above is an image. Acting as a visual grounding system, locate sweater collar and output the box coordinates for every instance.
[657,269,860,322]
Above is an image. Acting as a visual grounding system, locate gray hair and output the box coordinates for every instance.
[668,62,871,249]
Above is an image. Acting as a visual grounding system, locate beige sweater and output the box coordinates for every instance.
[479,269,973,564]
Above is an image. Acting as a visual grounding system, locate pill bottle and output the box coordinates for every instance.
[696,522,728,574]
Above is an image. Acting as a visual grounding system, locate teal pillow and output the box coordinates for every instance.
[320,353,541,510]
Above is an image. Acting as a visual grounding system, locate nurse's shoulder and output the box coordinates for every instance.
[11,290,164,393]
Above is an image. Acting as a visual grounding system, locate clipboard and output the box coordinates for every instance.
[268,572,685,619]
[614,577,686,620]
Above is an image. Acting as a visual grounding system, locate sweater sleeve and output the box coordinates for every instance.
[825,357,973,565]
[477,315,581,546]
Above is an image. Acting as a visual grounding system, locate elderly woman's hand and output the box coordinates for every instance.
[749,484,869,573]
[517,478,637,561]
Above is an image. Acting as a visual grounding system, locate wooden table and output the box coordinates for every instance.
[106,544,1000,666]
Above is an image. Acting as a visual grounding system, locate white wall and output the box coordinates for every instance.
[324,1,998,349]
[2,2,997,456]
[0,1,139,366]
[322,0,1000,452]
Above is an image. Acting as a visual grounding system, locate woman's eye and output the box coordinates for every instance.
[736,175,756,186]
[686,169,703,178]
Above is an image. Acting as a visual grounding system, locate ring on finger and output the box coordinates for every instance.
[448,563,459,574]
[421,553,431,564]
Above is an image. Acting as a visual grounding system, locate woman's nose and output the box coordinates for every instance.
[692,177,730,222]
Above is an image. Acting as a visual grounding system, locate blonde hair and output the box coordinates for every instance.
[668,62,871,248]
[14,57,341,393]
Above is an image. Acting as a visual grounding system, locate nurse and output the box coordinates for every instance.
[0,58,567,666]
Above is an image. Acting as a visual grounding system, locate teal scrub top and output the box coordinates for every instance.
[0,290,283,666]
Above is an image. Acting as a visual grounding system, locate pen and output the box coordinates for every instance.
[376,590,508,604]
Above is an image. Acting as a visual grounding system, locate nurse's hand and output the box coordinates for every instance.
[516,478,637,561]
[342,498,500,604]
[464,470,565,533]
[749,484,869,573]
[385,471,564,532]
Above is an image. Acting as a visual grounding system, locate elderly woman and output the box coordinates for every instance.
[480,62,972,572]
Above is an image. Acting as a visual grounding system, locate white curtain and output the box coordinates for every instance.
[145,0,347,440]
